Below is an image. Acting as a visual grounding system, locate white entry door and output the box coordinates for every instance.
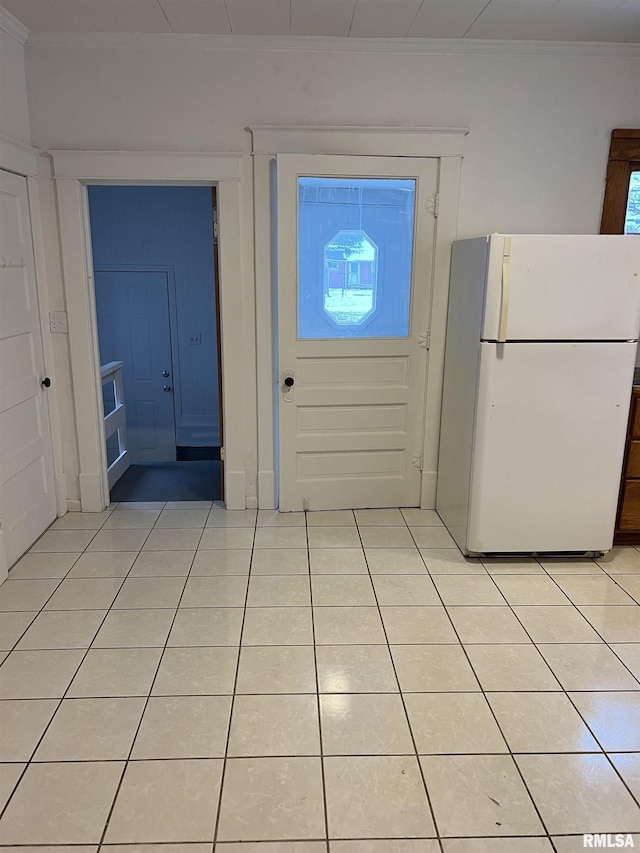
[0,169,56,570]
[277,154,438,511]
[95,269,176,463]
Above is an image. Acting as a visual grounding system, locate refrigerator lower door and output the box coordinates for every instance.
[467,341,636,554]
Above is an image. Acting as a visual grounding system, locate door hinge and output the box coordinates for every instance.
[212,209,219,242]
[419,330,431,350]
[427,193,439,218]
[220,446,224,462]
[413,452,424,471]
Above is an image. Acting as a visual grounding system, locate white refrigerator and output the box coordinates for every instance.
[436,234,640,555]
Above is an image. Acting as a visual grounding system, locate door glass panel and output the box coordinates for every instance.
[625,171,640,234]
[298,177,416,339]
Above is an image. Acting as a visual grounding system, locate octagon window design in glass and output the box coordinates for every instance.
[323,230,378,326]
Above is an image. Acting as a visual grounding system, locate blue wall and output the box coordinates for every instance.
[88,186,219,446]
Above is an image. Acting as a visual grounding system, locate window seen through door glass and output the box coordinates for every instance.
[297,177,416,339]
[625,171,640,234]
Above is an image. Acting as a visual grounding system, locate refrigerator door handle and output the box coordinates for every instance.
[498,236,512,343]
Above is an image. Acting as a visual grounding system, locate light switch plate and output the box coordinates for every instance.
[49,311,68,333]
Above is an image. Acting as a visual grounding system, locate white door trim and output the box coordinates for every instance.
[252,127,465,509]
[51,150,248,510]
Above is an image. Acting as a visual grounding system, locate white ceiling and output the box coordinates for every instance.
[2,0,640,42]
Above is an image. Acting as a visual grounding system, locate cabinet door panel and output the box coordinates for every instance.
[619,480,640,529]
[632,397,640,438]
[626,441,640,478]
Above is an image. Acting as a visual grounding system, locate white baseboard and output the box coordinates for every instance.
[420,470,437,509]
[224,470,246,510]
[66,499,82,512]
[55,474,68,517]
[245,496,258,510]
[79,473,106,512]
[258,470,277,510]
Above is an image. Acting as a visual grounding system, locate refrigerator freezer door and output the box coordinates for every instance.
[482,235,640,342]
[467,341,636,554]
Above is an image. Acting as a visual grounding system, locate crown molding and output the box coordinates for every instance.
[0,5,29,44]
[25,31,640,58]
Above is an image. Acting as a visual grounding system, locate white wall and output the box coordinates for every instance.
[22,35,640,506]
[0,18,30,144]
[24,38,640,235]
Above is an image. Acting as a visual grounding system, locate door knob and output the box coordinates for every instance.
[41,377,51,388]
[162,371,170,377]
[283,376,294,388]
[163,385,172,392]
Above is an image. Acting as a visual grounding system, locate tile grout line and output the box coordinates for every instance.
[354,511,445,853]
[2,507,640,844]
[402,520,559,852]
[474,553,640,816]
[501,560,640,813]
[0,504,122,662]
[211,508,259,849]
[306,509,332,852]
[0,504,143,824]
[95,509,204,850]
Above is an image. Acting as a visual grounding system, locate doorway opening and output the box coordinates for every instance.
[87,185,224,503]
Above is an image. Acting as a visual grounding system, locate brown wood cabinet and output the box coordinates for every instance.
[615,388,640,543]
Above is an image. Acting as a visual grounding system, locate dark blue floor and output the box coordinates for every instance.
[110,461,221,502]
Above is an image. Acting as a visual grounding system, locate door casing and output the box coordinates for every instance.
[251,127,465,510]
[51,151,246,510]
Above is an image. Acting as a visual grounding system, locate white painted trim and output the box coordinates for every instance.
[26,31,640,58]
[253,154,278,509]
[0,6,29,44]
[56,178,108,511]
[26,173,67,517]
[251,127,468,157]
[420,156,463,509]
[66,499,82,512]
[50,151,242,182]
[0,135,38,176]
[217,171,255,509]
[51,150,247,510]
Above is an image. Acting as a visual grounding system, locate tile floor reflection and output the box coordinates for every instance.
[0,502,639,849]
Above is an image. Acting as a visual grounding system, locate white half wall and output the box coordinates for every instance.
[21,35,640,507]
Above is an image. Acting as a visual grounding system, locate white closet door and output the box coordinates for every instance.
[0,169,56,572]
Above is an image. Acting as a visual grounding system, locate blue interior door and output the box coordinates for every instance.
[95,269,176,463]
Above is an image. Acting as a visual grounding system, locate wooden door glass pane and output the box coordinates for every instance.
[297,177,416,339]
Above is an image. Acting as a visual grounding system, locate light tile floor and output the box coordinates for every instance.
[0,502,639,851]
